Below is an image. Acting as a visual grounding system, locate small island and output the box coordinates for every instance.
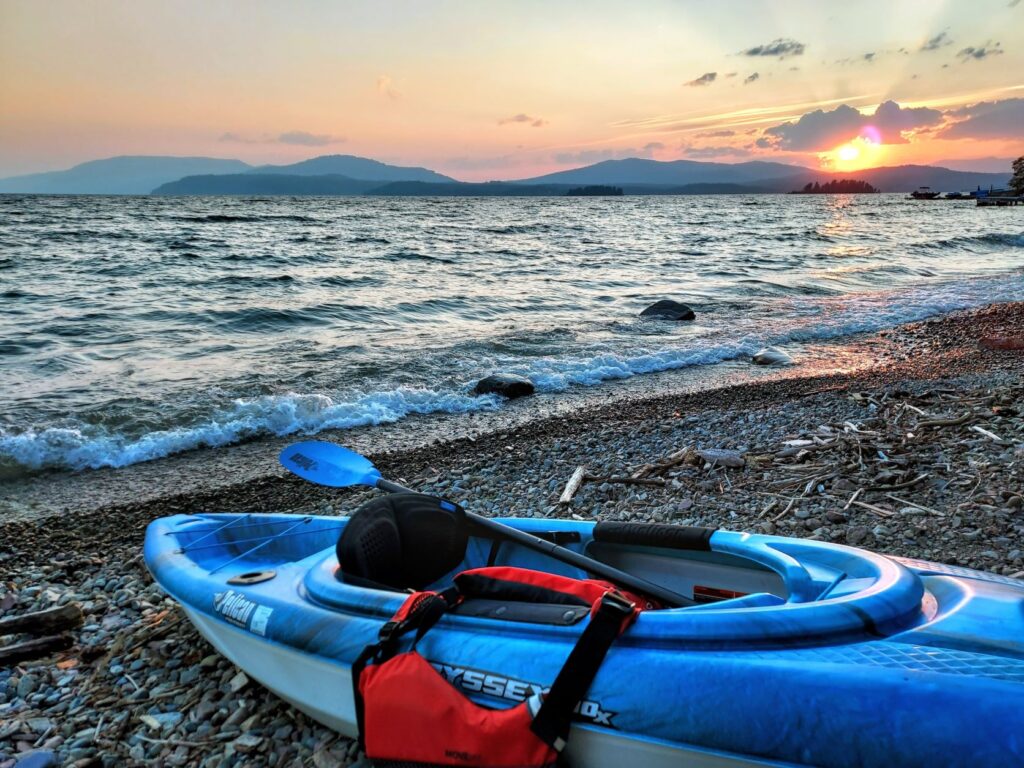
[792,179,879,194]
[565,185,624,196]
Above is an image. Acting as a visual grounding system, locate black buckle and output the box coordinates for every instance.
[599,591,635,617]
[378,620,400,644]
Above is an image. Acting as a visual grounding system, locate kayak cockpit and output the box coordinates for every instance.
[157,512,927,646]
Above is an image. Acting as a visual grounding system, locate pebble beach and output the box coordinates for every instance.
[2,301,1023,768]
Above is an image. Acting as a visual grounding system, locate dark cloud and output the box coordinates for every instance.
[681,144,752,159]
[741,38,805,58]
[920,32,952,51]
[743,72,760,84]
[498,113,548,128]
[939,98,1024,140]
[724,72,738,78]
[863,52,876,62]
[761,100,943,151]
[219,131,344,146]
[685,72,717,87]
[755,137,772,149]
[957,41,1004,60]
[697,129,736,138]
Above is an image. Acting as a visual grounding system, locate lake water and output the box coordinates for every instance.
[1,193,1022,476]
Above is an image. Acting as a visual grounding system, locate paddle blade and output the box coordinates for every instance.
[279,441,382,488]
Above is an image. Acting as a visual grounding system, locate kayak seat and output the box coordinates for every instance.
[336,492,468,591]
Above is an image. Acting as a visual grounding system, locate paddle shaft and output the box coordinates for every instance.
[377,478,694,608]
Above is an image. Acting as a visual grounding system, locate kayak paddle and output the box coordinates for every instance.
[280,440,694,608]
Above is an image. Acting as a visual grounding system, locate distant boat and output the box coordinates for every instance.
[944,191,966,200]
[909,187,941,200]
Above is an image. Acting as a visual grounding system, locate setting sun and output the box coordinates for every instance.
[825,135,883,171]
[837,143,861,163]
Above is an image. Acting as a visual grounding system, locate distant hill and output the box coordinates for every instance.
[0,156,251,194]
[844,165,1010,193]
[5,152,1012,197]
[511,158,1011,194]
[251,154,454,183]
[154,173,384,196]
[513,158,810,186]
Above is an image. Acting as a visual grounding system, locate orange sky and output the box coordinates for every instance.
[1,0,1022,180]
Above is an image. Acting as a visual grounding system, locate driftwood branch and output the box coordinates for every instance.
[558,466,587,504]
[0,603,83,637]
[585,474,666,487]
[0,633,74,665]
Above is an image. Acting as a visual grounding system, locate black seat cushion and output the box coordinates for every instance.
[337,493,468,591]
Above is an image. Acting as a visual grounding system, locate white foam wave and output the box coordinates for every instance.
[0,388,500,472]
[3,274,1022,473]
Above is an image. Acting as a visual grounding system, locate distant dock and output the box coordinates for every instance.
[976,196,1023,207]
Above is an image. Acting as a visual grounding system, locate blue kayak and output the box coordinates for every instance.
[145,512,1024,767]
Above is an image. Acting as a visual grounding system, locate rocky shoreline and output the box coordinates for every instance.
[2,302,1022,767]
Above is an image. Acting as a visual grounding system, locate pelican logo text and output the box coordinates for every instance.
[289,452,317,471]
[214,590,258,628]
[430,662,616,727]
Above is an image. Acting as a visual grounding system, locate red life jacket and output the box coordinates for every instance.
[352,567,643,768]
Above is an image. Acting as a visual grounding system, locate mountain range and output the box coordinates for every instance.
[0,154,1012,196]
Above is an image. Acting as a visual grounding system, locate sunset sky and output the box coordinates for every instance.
[1,0,1022,180]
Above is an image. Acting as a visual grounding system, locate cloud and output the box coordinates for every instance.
[553,143,662,164]
[680,144,752,159]
[277,131,343,147]
[685,72,717,87]
[939,98,1024,140]
[377,75,401,100]
[920,31,952,51]
[724,72,738,78]
[863,52,876,62]
[697,129,736,138]
[743,72,760,85]
[218,131,344,146]
[761,100,943,151]
[957,41,1004,60]
[218,132,256,144]
[741,38,805,58]
[498,113,548,127]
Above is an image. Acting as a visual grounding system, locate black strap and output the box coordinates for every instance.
[486,539,502,567]
[529,592,635,751]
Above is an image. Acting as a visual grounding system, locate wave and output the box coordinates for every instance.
[175,214,319,223]
[0,389,501,473]
[6,273,1021,475]
[923,232,1024,251]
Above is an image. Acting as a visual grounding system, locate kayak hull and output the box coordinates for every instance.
[145,512,1024,768]
[182,603,793,767]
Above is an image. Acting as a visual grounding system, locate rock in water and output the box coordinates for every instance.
[474,374,535,399]
[752,347,793,366]
[639,300,696,321]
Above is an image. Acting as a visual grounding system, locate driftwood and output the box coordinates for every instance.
[917,411,974,428]
[0,633,74,666]
[0,603,83,637]
[585,475,666,487]
[558,466,587,504]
